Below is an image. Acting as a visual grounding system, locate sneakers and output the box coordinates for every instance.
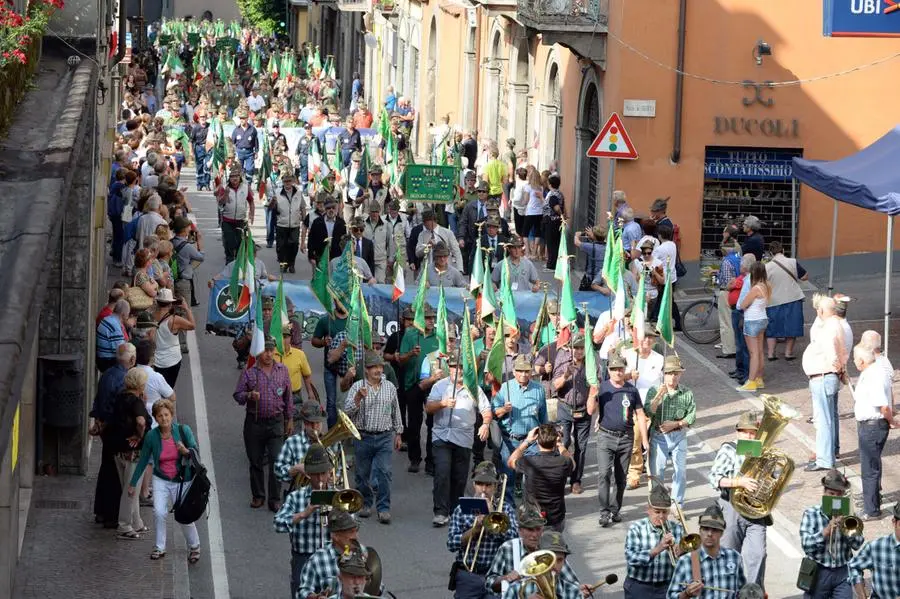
[755,377,765,389]
[611,513,623,523]
[737,380,758,392]
[598,513,612,528]
[377,511,391,524]
[432,514,449,527]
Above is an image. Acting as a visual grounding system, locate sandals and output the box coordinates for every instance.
[189,546,201,564]
[150,548,166,560]
[135,526,150,534]
[117,530,141,540]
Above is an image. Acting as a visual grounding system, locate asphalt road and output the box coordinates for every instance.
[173,166,818,599]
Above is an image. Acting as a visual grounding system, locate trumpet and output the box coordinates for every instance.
[673,502,701,554]
[463,474,510,571]
[827,509,864,557]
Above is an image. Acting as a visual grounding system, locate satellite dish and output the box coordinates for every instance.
[364,33,378,49]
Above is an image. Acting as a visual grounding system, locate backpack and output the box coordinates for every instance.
[171,425,211,525]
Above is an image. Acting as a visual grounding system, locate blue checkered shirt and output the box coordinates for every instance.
[485,538,579,592]
[502,577,581,599]
[708,442,743,497]
[718,254,738,290]
[274,430,312,483]
[447,502,519,574]
[799,506,864,568]
[848,533,900,598]
[297,542,371,598]
[625,517,686,583]
[666,547,746,599]
[273,486,321,556]
[491,380,547,437]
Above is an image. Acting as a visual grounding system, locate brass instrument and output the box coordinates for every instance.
[655,518,677,566]
[293,409,362,489]
[364,545,383,596]
[517,550,557,599]
[828,509,864,557]
[731,395,800,520]
[672,502,701,553]
[313,410,364,546]
[463,474,510,571]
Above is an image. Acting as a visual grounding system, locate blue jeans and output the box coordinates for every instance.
[193,144,210,188]
[354,432,394,513]
[498,436,537,505]
[324,369,338,429]
[732,310,749,381]
[236,148,256,177]
[265,206,277,247]
[858,419,889,515]
[810,374,840,468]
[649,429,688,505]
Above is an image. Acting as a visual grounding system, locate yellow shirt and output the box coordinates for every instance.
[484,159,506,195]
[275,347,312,392]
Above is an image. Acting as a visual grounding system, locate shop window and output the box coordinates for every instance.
[702,147,802,259]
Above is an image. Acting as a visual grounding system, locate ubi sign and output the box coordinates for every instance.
[714,117,800,138]
[823,0,900,37]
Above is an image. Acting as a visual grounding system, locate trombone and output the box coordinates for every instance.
[673,502,701,553]
[462,474,510,571]
[828,509,864,557]
[654,517,677,567]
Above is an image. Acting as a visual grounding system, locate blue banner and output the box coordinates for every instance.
[206,280,612,339]
[704,148,800,182]
[824,0,900,37]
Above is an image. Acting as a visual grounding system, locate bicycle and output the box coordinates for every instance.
[681,275,722,345]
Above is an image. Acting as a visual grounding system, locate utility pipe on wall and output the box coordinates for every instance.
[670,0,687,163]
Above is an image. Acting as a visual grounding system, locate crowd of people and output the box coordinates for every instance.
[85,15,900,599]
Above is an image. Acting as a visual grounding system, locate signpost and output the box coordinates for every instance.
[586,112,638,214]
[402,164,458,203]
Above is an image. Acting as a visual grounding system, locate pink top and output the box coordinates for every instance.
[159,436,179,479]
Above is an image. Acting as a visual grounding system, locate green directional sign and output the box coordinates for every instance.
[403,164,458,203]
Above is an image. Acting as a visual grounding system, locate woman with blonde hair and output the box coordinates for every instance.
[128,398,201,563]
[523,165,545,260]
[110,367,151,540]
[737,262,771,392]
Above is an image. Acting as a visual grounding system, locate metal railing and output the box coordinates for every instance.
[517,0,607,27]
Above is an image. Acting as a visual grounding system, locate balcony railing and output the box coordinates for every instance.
[337,0,369,11]
[517,0,608,30]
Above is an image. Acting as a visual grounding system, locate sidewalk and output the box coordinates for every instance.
[12,438,178,599]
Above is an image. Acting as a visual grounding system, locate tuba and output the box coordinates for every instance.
[294,410,362,489]
[731,395,800,519]
[517,550,557,599]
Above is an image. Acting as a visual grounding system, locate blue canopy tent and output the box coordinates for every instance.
[792,126,900,355]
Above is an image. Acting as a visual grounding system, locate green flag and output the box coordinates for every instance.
[486,314,506,383]
[331,145,343,176]
[499,256,518,332]
[584,311,599,386]
[559,257,578,328]
[311,239,332,313]
[268,50,280,79]
[461,303,480,400]
[602,223,622,294]
[530,292,549,350]
[632,266,647,341]
[656,269,675,346]
[257,130,273,198]
[378,108,391,141]
[554,221,569,281]
[601,222,616,289]
[347,278,372,362]
[436,285,449,355]
[413,255,430,332]
[327,242,354,312]
[270,276,286,353]
[250,47,262,74]
[480,254,498,322]
[354,145,370,188]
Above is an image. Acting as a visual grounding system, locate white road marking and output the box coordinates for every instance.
[186,330,231,599]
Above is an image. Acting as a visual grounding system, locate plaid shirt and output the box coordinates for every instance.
[718,253,738,290]
[274,430,312,483]
[273,486,321,555]
[625,517,686,583]
[297,543,371,598]
[708,442,743,497]
[502,577,581,599]
[666,547,746,599]
[328,331,365,377]
[847,533,900,598]
[233,362,293,419]
[486,538,580,592]
[344,377,403,434]
[447,502,519,574]
[799,506,864,568]
[645,385,697,431]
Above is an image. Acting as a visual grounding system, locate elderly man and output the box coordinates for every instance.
[624,482,686,598]
[345,352,403,524]
[233,336,294,512]
[269,171,305,273]
[297,509,371,599]
[491,235,540,292]
[802,295,848,472]
[216,167,255,263]
[418,242,467,288]
[362,202,390,283]
[417,209,464,270]
[137,194,167,249]
[717,238,742,359]
[548,334,593,496]
[96,299,131,372]
[504,531,588,599]
[741,216,765,261]
[328,545,373,599]
[308,198,347,265]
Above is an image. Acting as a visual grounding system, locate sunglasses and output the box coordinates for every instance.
[642,250,653,255]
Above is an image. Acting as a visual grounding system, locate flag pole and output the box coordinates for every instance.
[447,300,466,423]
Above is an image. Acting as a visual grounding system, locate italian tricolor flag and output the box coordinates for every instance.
[392,261,405,301]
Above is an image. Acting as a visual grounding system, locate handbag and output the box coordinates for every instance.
[172,425,211,525]
[126,285,154,311]
[796,556,819,592]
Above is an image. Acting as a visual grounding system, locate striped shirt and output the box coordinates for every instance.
[96,314,126,359]
[447,502,519,574]
[492,380,547,437]
[625,517,686,583]
[847,533,900,598]
[666,547,746,599]
[328,331,365,377]
[645,385,697,430]
[486,538,579,593]
[799,506,864,568]
[232,362,293,419]
[274,430,312,483]
[344,376,403,434]
[272,486,321,555]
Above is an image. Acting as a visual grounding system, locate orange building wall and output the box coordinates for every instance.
[604,0,900,260]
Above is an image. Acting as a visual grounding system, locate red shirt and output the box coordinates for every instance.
[353,111,374,129]
[96,305,113,327]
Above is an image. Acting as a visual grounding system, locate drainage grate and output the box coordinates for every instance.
[34,500,80,510]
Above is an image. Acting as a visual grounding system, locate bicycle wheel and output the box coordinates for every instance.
[681,299,721,345]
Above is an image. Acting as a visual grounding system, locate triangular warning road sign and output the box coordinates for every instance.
[586,113,638,160]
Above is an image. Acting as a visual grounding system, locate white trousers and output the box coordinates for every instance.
[115,454,144,533]
[152,475,200,552]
